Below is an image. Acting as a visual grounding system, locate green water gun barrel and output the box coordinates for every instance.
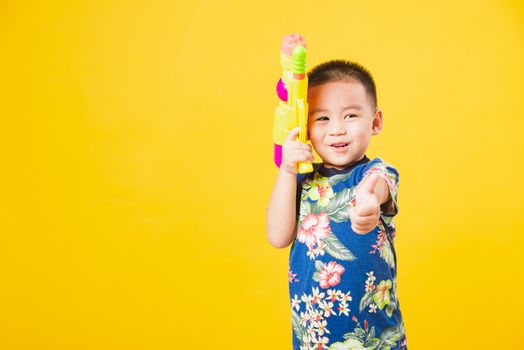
[292,45,307,78]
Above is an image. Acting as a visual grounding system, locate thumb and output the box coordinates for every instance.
[285,127,301,143]
[361,173,380,195]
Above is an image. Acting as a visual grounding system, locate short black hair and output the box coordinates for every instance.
[308,60,377,109]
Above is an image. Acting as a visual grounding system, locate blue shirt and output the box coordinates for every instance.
[288,156,407,350]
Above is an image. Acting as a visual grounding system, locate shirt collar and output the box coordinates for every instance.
[317,155,370,177]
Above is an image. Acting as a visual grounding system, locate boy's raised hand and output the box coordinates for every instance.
[350,173,382,234]
[281,127,315,175]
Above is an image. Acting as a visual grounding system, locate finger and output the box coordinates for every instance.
[283,138,311,153]
[350,208,379,227]
[354,203,380,217]
[349,206,359,223]
[286,149,314,159]
[285,127,302,143]
[356,215,380,228]
[361,173,380,194]
[304,150,314,160]
[350,212,378,227]
[352,218,378,232]
[285,143,311,152]
[351,219,370,229]
[351,224,364,234]
[351,223,371,235]
[294,154,314,163]
[299,143,312,152]
[288,152,314,164]
[349,205,370,221]
[353,195,380,215]
[282,141,301,152]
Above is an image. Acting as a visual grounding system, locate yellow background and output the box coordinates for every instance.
[1,0,523,348]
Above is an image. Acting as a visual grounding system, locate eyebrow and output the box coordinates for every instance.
[309,105,363,116]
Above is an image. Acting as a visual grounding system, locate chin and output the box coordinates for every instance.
[325,155,362,168]
[323,159,352,169]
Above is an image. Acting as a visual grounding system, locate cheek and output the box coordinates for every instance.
[351,124,372,137]
[309,133,321,147]
[353,128,368,137]
[308,132,325,150]
[308,127,321,141]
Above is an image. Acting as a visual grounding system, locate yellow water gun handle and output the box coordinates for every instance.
[296,98,312,174]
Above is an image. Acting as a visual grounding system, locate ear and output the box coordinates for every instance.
[371,108,383,135]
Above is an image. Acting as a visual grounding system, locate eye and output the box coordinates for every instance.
[345,114,358,119]
[316,116,329,121]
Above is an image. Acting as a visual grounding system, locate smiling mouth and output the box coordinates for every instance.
[329,142,349,153]
[330,142,349,148]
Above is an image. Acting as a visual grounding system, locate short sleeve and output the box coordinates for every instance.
[294,164,320,225]
[293,172,310,239]
[361,159,400,217]
[294,172,308,219]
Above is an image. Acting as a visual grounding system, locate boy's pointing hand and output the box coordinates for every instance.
[349,173,381,234]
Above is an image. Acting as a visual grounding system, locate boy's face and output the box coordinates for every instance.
[307,80,382,170]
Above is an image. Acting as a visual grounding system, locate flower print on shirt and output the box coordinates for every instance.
[359,272,398,318]
[297,212,331,251]
[301,172,356,224]
[296,184,356,261]
[370,221,395,269]
[312,261,345,289]
[289,267,299,283]
[290,287,353,350]
[306,176,334,207]
[330,316,406,350]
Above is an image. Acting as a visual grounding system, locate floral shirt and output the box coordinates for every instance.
[288,156,407,350]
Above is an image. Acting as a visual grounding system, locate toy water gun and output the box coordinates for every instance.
[273,33,313,174]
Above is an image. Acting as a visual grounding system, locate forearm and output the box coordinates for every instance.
[266,170,298,248]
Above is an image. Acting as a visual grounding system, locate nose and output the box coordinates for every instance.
[328,120,346,136]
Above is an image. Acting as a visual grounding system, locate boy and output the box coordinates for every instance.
[266,60,407,349]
